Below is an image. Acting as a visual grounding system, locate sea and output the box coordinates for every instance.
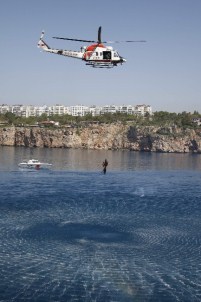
[0,146,201,302]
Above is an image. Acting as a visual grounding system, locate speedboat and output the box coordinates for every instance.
[18,159,52,170]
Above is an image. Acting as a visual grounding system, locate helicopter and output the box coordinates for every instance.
[37,26,146,69]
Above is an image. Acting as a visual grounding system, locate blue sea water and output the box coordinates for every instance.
[0,146,201,302]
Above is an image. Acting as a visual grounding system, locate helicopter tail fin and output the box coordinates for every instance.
[37,31,50,50]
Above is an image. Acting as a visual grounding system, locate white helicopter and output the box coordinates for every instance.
[37,27,146,68]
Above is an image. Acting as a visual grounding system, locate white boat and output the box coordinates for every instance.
[18,159,52,170]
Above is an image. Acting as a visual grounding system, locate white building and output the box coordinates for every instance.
[0,103,152,118]
[89,105,102,116]
[0,104,10,114]
[64,106,71,115]
[134,104,152,116]
[144,105,152,115]
[117,105,134,115]
[11,105,23,116]
[70,105,89,117]
[49,104,66,116]
[34,105,49,117]
[101,105,118,115]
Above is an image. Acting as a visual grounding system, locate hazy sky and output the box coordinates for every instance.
[1,0,201,112]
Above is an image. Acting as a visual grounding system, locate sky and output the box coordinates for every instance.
[1,0,201,113]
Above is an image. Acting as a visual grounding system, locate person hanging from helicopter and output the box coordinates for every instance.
[102,159,108,174]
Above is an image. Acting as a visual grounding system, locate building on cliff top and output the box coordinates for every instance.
[0,104,152,118]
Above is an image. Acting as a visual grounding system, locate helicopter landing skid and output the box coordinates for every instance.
[85,61,117,68]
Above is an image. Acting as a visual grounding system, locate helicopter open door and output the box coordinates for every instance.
[103,51,111,60]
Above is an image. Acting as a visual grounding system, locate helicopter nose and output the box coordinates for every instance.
[120,57,126,63]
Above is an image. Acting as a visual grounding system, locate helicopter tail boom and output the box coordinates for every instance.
[37,31,83,60]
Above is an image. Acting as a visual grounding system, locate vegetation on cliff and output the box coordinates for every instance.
[0,110,201,129]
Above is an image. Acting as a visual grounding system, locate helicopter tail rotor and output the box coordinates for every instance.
[37,31,50,50]
[40,30,45,40]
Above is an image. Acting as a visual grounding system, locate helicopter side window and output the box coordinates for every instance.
[103,51,111,60]
[96,52,98,56]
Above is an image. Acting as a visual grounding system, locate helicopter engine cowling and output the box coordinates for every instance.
[106,46,113,51]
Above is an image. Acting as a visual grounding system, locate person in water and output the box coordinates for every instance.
[102,159,108,174]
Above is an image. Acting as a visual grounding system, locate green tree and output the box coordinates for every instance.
[5,112,16,124]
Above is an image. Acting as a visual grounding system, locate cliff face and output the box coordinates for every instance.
[0,124,201,153]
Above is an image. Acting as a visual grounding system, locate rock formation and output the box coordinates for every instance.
[0,124,201,153]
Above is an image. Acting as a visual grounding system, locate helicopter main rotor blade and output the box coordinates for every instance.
[98,26,102,44]
[102,40,147,43]
[52,37,146,43]
[52,37,97,43]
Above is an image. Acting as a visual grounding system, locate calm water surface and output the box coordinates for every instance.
[0,146,201,301]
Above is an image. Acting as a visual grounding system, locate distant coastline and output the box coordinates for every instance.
[0,124,201,153]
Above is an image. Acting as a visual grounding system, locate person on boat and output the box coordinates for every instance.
[102,159,108,174]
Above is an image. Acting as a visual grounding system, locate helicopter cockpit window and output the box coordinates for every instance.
[114,52,119,57]
[103,51,111,60]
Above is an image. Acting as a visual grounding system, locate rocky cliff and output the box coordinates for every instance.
[0,124,201,153]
